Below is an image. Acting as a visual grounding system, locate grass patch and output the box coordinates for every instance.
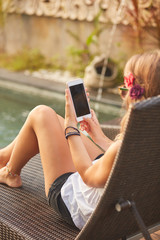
[0,49,66,72]
[0,49,51,71]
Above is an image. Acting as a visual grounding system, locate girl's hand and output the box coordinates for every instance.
[80,109,105,142]
[65,89,77,128]
[80,109,113,150]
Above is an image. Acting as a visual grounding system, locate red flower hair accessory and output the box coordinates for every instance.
[120,72,145,100]
[124,72,135,88]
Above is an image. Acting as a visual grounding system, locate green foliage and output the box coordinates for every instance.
[0,48,68,73]
[115,65,124,85]
[111,51,128,85]
[66,46,95,77]
[0,49,51,71]
[50,55,66,71]
[66,11,105,77]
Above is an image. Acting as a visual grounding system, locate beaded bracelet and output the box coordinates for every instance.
[65,131,80,139]
[65,126,80,135]
[65,126,80,140]
[6,164,19,177]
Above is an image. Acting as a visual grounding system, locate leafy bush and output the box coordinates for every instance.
[0,49,53,71]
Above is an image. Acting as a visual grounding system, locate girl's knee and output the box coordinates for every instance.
[28,105,56,125]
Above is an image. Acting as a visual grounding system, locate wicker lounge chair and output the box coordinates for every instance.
[0,96,160,240]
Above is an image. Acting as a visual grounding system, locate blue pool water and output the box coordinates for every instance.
[0,80,121,148]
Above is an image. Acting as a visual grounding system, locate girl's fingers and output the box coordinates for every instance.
[85,88,90,97]
[80,120,90,132]
[65,88,69,100]
[86,91,90,102]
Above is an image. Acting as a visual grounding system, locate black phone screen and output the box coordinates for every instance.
[70,83,90,117]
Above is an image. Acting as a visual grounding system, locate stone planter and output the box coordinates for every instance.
[84,55,118,89]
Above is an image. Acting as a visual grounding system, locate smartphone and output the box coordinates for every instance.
[67,79,91,122]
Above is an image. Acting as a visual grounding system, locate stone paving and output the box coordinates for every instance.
[0,68,122,108]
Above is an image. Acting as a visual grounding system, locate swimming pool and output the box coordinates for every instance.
[0,80,121,148]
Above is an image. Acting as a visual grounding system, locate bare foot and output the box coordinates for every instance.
[0,166,22,187]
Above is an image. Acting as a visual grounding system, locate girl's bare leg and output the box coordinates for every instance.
[0,105,102,196]
[0,139,16,168]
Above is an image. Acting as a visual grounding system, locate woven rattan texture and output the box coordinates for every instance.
[76,96,160,240]
[0,154,79,239]
[1,96,160,240]
[101,125,120,140]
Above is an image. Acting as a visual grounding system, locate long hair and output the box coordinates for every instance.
[117,49,160,140]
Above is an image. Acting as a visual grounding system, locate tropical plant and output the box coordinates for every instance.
[66,11,106,77]
[125,0,160,49]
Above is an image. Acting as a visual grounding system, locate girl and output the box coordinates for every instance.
[0,49,159,229]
